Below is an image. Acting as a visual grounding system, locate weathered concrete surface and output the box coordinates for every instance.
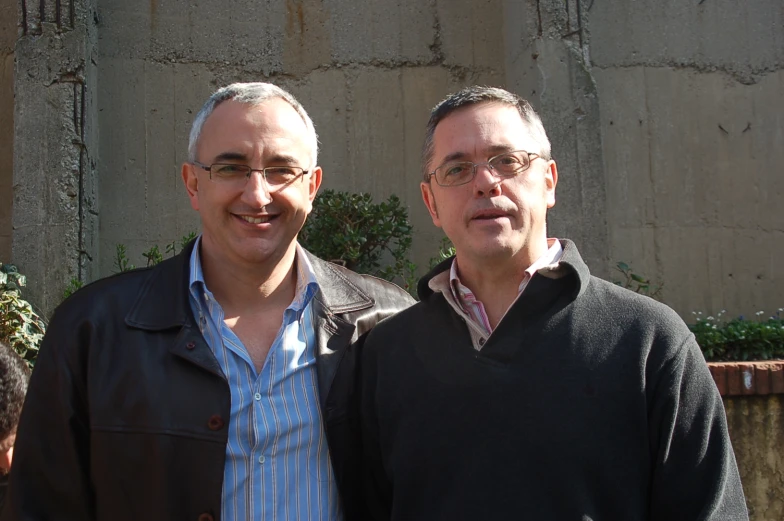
[96,58,203,266]
[10,0,99,315]
[725,395,784,521]
[591,5,784,318]
[590,0,783,85]
[0,0,15,262]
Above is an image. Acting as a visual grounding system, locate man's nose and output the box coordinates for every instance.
[241,171,273,206]
[473,163,502,196]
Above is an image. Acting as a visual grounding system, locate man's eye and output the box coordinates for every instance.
[266,167,297,177]
[215,164,246,175]
[444,164,470,177]
[496,155,521,166]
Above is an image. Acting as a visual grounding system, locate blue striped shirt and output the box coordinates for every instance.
[188,236,343,521]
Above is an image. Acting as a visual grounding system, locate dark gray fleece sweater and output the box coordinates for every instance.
[360,240,748,521]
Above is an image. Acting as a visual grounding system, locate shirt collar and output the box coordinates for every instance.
[188,235,320,313]
[435,238,565,301]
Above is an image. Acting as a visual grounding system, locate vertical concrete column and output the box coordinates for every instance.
[12,0,98,316]
[503,0,609,277]
[0,0,16,261]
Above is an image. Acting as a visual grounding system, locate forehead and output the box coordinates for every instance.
[198,99,311,158]
[432,102,537,160]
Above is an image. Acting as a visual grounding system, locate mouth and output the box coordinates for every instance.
[471,209,510,221]
[237,214,276,224]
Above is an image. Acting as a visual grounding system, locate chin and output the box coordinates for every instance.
[463,240,516,260]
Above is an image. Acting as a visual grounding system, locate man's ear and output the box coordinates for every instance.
[182,162,200,211]
[545,160,557,209]
[420,181,442,228]
[308,166,323,203]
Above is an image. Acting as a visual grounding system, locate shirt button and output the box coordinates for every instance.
[207,415,224,431]
[478,338,486,346]
[254,393,262,400]
[258,455,266,464]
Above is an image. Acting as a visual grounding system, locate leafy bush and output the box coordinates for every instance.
[300,190,417,290]
[690,309,784,362]
[0,263,46,368]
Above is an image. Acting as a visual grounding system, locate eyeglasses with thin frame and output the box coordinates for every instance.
[192,161,308,189]
[428,150,541,187]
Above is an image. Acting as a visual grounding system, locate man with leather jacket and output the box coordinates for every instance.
[1,83,414,521]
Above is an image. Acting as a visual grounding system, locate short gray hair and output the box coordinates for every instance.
[421,86,551,181]
[187,82,319,167]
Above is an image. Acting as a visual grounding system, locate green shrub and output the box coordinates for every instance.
[0,263,46,368]
[300,190,418,291]
[690,310,784,362]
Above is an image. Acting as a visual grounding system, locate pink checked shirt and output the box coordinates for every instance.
[428,239,564,350]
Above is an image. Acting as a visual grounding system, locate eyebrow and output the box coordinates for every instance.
[439,145,517,165]
[212,152,302,165]
[213,152,249,162]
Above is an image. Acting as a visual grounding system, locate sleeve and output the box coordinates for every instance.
[647,334,749,521]
[359,328,393,521]
[0,308,95,520]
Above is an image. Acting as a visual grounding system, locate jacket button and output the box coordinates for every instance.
[197,514,214,521]
[207,415,224,431]
[186,341,196,350]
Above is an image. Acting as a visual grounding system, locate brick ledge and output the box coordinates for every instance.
[708,361,784,397]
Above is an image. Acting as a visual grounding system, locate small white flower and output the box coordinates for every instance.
[707,316,714,321]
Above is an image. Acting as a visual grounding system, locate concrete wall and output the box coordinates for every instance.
[589,0,784,318]
[0,0,15,262]
[726,395,784,521]
[6,0,784,325]
[9,0,99,314]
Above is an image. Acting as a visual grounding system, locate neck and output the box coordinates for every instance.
[455,240,549,328]
[199,240,298,314]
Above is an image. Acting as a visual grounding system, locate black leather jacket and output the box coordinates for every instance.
[1,243,414,521]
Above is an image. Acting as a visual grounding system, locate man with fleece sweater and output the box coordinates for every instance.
[359,85,748,521]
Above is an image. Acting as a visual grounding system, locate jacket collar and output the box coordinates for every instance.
[417,239,591,301]
[125,240,196,331]
[305,250,375,315]
[125,241,377,330]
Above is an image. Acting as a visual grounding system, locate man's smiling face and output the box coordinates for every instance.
[183,98,321,270]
